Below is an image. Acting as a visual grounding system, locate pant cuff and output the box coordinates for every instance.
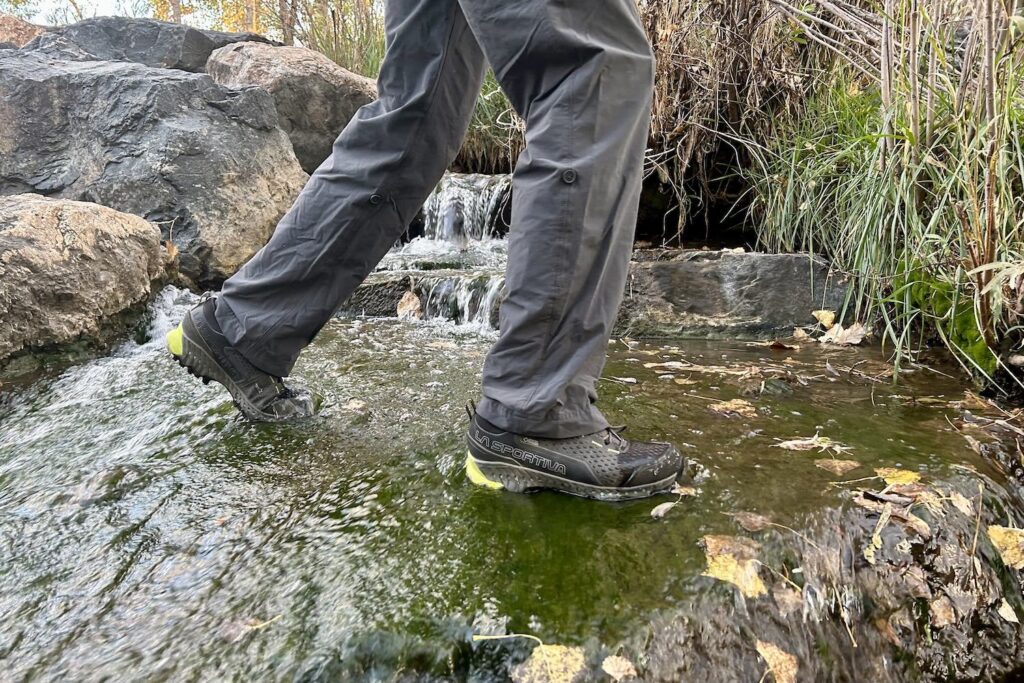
[214,297,291,378]
[475,397,609,439]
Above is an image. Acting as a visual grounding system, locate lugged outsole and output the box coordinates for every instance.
[465,451,677,501]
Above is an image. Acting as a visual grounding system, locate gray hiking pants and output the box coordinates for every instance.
[216,0,654,438]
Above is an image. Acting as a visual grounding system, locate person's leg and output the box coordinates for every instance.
[213,0,487,378]
[460,0,655,438]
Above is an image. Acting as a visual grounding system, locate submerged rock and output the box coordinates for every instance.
[0,194,167,363]
[23,16,272,72]
[0,51,307,286]
[207,41,377,173]
[0,13,44,47]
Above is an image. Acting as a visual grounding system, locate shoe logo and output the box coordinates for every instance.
[476,434,567,475]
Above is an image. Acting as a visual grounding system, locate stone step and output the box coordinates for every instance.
[340,249,849,337]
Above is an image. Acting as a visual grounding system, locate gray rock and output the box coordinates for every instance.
[614,250,849,337]
[0,13,44,47]
[0,50,307,286]
[341,250,848,338]
[23,16,273,72]
[0,194,168,362]
[207,41,377,173]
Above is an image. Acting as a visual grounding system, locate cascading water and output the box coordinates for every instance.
[376,172,511,329]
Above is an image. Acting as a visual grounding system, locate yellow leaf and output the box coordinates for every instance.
[755,640,798,683]
[511,644,586,683]
[876,468,921,486]
[709,398,757,418]
[600,655,637,681]
[701,535,767,598]
[988,526,1024,569]
[864,503,892,565]
[812,309,836,329]
[814,459,861,475]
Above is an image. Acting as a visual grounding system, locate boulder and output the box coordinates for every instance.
[614,250,849,337]
[0,51,307,286]
[0,194,168,363]
[0,13,44,47]
[207,41,377,173]
[23,16,273,72]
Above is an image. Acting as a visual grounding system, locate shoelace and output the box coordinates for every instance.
[602,425,628,449]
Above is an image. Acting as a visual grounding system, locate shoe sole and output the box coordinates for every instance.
[465,452,677,501]
[166,314,284,423]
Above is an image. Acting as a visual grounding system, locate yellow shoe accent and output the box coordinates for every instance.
[166,323,184,357]
[465,453,503,490]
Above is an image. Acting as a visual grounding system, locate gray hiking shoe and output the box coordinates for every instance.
[465,411,683,501]
[165,297,316,422]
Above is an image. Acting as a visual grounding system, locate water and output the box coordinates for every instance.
[4,174,1024,680]
[376,173,510,329]
[2,287,1022,680]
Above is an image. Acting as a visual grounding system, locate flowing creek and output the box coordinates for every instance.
[3,175,1024,681]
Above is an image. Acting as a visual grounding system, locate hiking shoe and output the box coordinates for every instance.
[465,412,683,501]
[165,297,316,422]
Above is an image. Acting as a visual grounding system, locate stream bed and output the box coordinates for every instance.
[4,174,1024,681]
[3,287,1024,681]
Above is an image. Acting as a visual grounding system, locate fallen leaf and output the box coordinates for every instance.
[815,459,861,475]
[949,491,975,517]
[730,511,772,532]
[511,644,586,683]
[755,640,798,683]
[772,585,803,618]
[852,494,932,539]
[709,398,757,418]
[396,291,423,320]
[775,434,851,455]
[958,391,989,411]
[600,655,637,681]
[930,595,956,628]
[864,503,893,565]
[876,468,921,486]
[812,309,837,329]
[793,328,811,340]
[671,483,698,496]
[650,502,677,519]
[988,526,1024,569]
[643,361,688,370]
[999,599,1019,624]
[819,322,868,345]
[673,377,698,385]
[701,535,767,598]
[610,377,638,384]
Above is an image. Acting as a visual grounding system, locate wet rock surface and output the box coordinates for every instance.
[0,12,44,47]
[23,16,272,72]
[616,249,849,337]
[207,41,377,173]
[0,194,167,364]
[0,50,306,287]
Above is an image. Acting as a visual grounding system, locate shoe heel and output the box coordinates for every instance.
[465,453,504,490]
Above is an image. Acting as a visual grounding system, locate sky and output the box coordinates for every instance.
[32,0,145,24]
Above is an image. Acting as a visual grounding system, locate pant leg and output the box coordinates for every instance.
[460,0,655,438]
[215,0,487,377]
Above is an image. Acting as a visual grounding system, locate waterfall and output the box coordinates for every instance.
[420,173,512,243]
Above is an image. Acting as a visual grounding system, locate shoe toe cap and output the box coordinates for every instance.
[622,443,684,487]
